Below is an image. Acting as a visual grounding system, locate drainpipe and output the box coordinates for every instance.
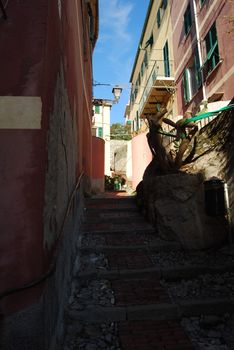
[192,0,207,102]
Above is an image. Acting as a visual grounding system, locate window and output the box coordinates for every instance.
[136,111,140,131]
[163,41,170,77]
[144,51,148,68]
[162,0,168,9]
[204,23,220,74]
[184,3,192,36]
[182,47,202,103]
[95,105,100,114]
[157,0,167,29]
[98,127,103,138]
[141,62,145,76]
[157,9,161,28]
[145,33,154,49]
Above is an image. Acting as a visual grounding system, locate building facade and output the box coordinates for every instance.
[172,0,234,124]
[127,0,234,188]
[92,99,112,176]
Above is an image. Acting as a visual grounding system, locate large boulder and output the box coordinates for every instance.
[143,173,227,249]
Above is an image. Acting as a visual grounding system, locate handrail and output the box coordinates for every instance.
[0,171,84,300]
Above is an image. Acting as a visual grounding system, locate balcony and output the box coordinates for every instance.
[139,60,175,118]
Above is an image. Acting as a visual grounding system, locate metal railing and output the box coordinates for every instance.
[139,60,174,117]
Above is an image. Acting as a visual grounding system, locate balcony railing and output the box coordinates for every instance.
[139,60,174,117]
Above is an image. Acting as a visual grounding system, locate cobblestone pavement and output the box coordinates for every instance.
[62,191,234,350]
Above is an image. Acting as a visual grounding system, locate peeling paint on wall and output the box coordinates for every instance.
[0,96,42,129]
[43,65,77,250]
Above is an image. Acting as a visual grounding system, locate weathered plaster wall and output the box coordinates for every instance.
[43,66,77,251]
[0,2,96,349]
[92,136,105,193]
[110,140,129,175]
[132,133,152,189]
[0,0,52,314]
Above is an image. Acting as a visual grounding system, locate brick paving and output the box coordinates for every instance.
[118,321,193,350]
[112,280,170,306]
[107,251,155,270]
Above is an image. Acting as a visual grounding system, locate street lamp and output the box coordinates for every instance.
[112,86,123,104]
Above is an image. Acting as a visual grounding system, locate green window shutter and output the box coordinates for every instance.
[141,62,144,76]
[183,69,190,103]
[200,0,206,6]
[98,127,103,138]
[163,41,170,77]
[157,9,161,28]
[162,0,168,9]
[95,105,100,114]
[144,51,148,68]
[184,4,192,36]
[145,33,154,49]
[205,23,219,74]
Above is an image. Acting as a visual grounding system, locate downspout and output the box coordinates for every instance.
[192,0,207,102]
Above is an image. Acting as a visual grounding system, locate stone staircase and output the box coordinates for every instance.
[62,193,234,350]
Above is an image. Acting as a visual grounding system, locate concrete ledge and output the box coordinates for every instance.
[78,242,181,252]
[68,307,127,322]
[78,267,161,280]
[66,299,234,324]
[178,298,234,317]
[127,304,180,321]
[81,228,156,235]
[161,264,234,281]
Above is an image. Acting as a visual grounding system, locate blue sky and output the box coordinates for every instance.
[93,0,149,124]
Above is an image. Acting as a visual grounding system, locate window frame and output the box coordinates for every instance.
[163,40,170,77]
[95,105,100,114]
[157,9,161,28]
[98,127,103,138]
[184,3,192,36]
[204,22,220,75]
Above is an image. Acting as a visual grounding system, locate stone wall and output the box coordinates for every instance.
[142,104,234,249]
[110,140,129,175]
[184,103,234,232]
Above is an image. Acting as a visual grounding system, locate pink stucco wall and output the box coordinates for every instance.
[132,132,152,189]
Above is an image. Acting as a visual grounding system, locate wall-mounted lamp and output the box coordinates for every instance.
[112,86,123,104]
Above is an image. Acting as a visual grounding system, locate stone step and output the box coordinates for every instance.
[67,298,234,323]
[81,222,155,234]
[78,263,234,282]
[67,303,179,322]
[83,213,146,224]
[78,242,182,253]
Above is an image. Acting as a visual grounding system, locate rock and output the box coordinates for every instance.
[105,334,113,343]
[200,315,221,328]
[143,173,227,249]
[85,344,97,350]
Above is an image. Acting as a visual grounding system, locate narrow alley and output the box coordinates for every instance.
[62,192,234,350]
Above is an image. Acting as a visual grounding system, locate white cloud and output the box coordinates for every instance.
[100,0,133,43]
[95,0,135,81]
